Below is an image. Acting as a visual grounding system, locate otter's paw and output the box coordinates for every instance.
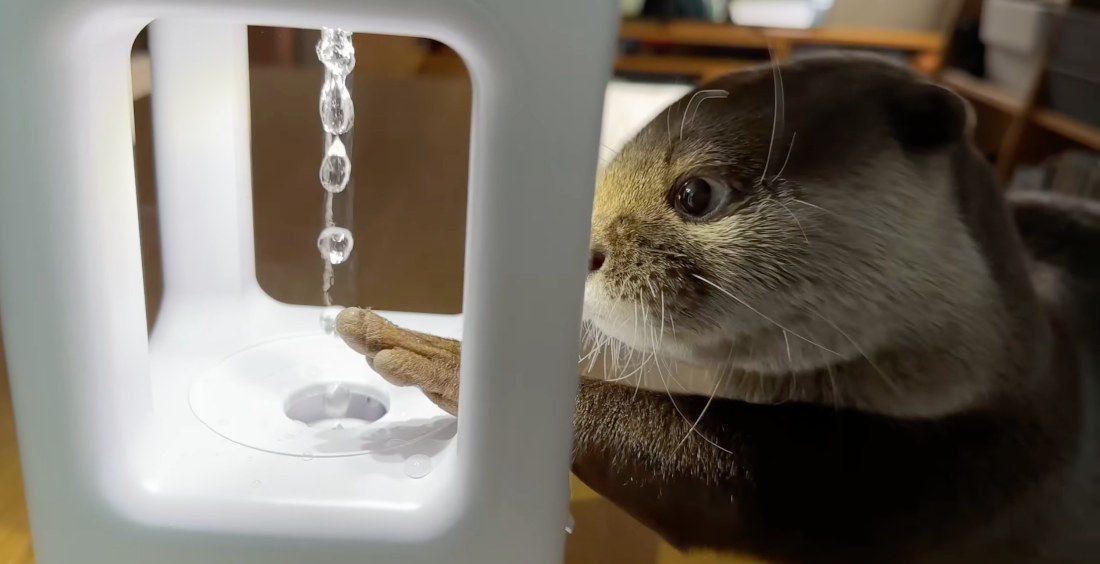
[335,307,461,415]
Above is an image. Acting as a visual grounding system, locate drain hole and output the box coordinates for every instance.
[285,383,388,426]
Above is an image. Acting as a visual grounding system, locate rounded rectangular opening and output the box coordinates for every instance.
[129,23,471,536]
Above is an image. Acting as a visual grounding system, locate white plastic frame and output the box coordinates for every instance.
[0,1,617,563]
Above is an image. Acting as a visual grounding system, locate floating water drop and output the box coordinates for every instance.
[317,226,354,264]
[320,306,344,337]
[565,513,575,534]
[302,452,314,461]
[404,454,432,479]
[251,480,262,489]
[316,28,355,75]
[319,138,351,193]
[319,75,354,135]
[322,383,351,419]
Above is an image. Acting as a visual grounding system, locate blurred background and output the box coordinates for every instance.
[1,0,1098,562]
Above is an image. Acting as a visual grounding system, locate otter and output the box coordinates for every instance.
[336,52,1100,563]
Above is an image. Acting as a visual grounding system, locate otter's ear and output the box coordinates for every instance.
[886,82,969,152]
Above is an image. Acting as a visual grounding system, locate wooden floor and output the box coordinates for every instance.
[0,337,34,564]
[0,32,758,564]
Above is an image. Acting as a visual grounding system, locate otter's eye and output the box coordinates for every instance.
[672,177,730,220]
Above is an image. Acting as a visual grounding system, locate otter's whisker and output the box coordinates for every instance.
[823,351,841,410]
[783,330,792,363]
[680,89,729,141]
[808,309,901,395]
[677,343,737,450]
[790,198,836,217]
[624,296,643,380]
[643,304,678,391]
[767,196,809,245]
[639,322,665,397]
[649,248,689,259]
[652,345,730,454]
[607,353,650,382]
[610,337,624,381]
[761,42,786,183]
[602,340,611,380]
[658,299,667,352]
[664,292,678,337]
[691,273,843,358]
[665,99,683,152]
[607,290,647,384]
[578,332,601,364]
[675,372,730,454]
[653,325,689,393]
[581,325,608,375]
[789,198,898,240]
[771,131,798,183]
[580,318,597,348]
[595,333,613,373]
[602,297,633,380]
[646,279,667,351]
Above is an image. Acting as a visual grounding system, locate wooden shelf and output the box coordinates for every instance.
[615,54,754,81]
[1033,109,1100,151]
[620,20,770,49]
[939,68,1025,113]
[619,19,943,53]
[766,26,945,52]
[935,0,1100,179]
[616,19,945,79]
[936,69,1100,152]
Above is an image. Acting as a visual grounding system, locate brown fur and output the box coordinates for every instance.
[337,53,1100,562]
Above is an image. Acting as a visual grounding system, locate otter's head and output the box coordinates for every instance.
[585,54,1005,398]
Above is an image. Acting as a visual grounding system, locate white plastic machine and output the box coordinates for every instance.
[0,1,618,562]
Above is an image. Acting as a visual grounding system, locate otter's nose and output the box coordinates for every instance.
[588,248,606,273]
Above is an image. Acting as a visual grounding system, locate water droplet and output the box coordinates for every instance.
[565,512,575,534]
[333,423,344,430]
[320,306,344,337]
[319,75,354,135]
[251,480,262,489]
[315,28,355,75]
[319,138,351,193]
[322,383,351,418]
[317,226,354,264]
[404,454,432,479]
[302,452,314,461]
